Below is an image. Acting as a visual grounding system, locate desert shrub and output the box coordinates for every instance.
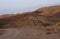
[32,19,50,27]
[56,22,60,26]
[0,21,6,28]
[0,22,4,26]
[46,32,52,34]
[41,23,50,26]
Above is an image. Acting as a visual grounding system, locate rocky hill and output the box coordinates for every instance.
[0,5,60,39]
[0,5,60,28]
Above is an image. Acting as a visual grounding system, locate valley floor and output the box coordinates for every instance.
[0,26,60,39]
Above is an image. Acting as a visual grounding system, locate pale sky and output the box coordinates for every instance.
[0,0,60,14]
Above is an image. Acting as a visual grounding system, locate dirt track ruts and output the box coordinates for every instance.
[0,26,60,39]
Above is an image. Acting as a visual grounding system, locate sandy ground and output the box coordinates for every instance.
[0,26,60,39]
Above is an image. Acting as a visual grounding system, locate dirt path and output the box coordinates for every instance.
[0,27,60,39]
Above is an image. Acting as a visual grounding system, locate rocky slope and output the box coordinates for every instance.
[0,5,60,39]
[0,5,60,28]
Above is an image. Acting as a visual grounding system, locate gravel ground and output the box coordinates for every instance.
[0,26,60,39]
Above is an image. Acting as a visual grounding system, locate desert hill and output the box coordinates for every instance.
[0,12,51,28]
[0,5,60,28]
[0,5,60,39]
[35,5,60,16]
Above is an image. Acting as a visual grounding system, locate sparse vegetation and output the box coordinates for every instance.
[0,5,59,29]
[46,32,52,34]
[0,21,5,28]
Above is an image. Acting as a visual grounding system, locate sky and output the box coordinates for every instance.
[0,0,60,14]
